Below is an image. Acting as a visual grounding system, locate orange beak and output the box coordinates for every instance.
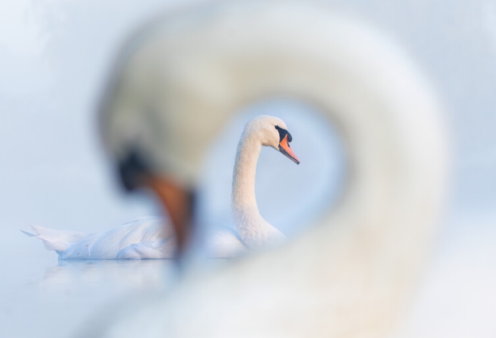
[279,135,300,164]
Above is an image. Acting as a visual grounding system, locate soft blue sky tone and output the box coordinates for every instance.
[1,0,495,238]
[0,1,495,338]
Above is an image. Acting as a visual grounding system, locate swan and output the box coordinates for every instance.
[23,115,299,259]
[77,1,450,338]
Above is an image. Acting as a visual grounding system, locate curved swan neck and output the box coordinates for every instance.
[231,118,286,246]
[232,130,262,218]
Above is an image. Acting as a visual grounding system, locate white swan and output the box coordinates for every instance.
[79,1,449,338]
[23,115,298,259]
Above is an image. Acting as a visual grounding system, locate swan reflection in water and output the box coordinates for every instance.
[39,259,172,291]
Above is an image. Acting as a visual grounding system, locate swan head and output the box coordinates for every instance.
[245,115,300,165]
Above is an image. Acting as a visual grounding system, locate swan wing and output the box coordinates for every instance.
[60,218,170,259]
[24,217,173,259]
[21,224,87,253]
[117,239,176,259]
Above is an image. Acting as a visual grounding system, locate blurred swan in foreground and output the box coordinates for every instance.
[81,1,450,338]
[23,115,298,259]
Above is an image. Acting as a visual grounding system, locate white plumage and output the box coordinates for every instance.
[24,116,294,259]
[80,1,450,337]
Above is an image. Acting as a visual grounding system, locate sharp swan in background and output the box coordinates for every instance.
[23,115,299,259]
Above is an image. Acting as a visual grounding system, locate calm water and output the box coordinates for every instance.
[0,229,174,338]
[1,213,495,338]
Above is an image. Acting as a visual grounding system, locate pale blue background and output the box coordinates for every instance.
[0,1,495,337]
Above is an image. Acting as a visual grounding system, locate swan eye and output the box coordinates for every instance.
[275,125,293,143]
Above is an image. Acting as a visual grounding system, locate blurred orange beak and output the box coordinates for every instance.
[279,135,300,164]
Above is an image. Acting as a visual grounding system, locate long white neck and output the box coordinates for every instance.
[232,130,261,218]
[231,129,283,246]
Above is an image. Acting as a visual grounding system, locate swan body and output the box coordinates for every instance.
[24,116,293,259]
[23,218,174,259]
[24,218,243,259]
